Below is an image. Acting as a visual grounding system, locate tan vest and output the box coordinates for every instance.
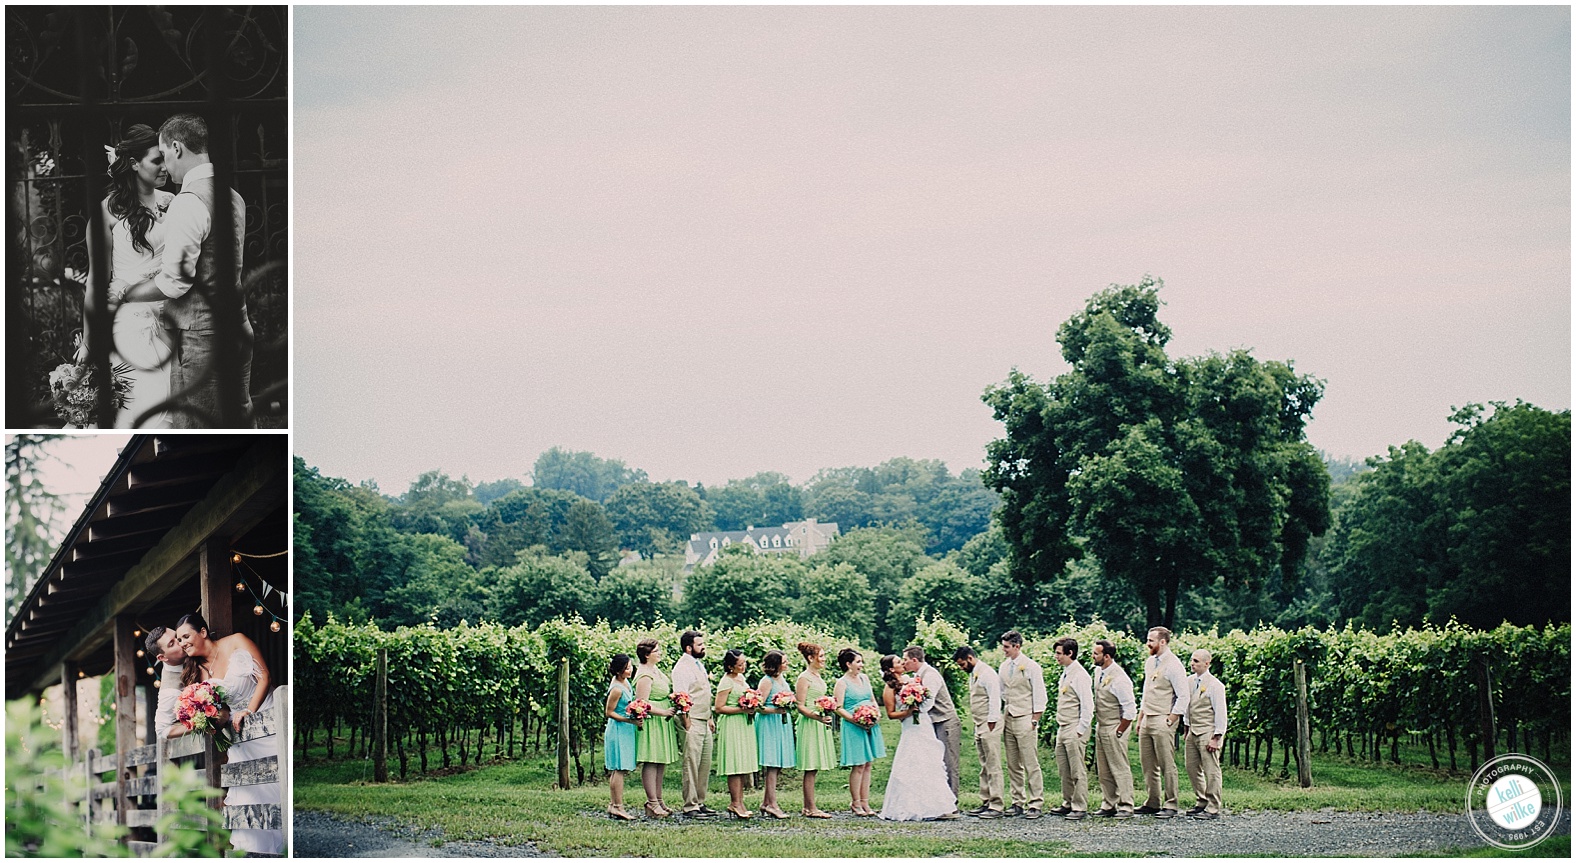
[924,665,958,723]
[1002,658,1037,717]
[969,669,991,724]
[1186,675,1216,736]
[165,175,249,333]
[1055,663,1086,726]
[1140,652,1181,716]
[676,656,713,721]
[1092,663,1131,725]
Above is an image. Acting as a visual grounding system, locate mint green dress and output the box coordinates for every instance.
[795,672,839,772]
[634,667,679,765]
[713,676,760,777]
[756,674,796,769]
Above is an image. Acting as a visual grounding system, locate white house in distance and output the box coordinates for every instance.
[684,518,840,571]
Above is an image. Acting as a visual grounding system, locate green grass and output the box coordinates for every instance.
[296,720,1569,856]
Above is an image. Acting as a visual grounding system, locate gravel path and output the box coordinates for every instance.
[295,806,1569,857]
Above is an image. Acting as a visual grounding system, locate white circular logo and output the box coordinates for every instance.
[1485,775,1541,829]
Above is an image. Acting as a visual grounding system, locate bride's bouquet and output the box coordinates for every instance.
[771,690,797,724]
[736,688,763,723]
[48,356,133,428]
[851,703,881,729]
[898,680,930,724]
[174,682,235,752]
[671,690,693,715]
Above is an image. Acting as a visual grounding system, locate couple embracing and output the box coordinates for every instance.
[874,646,963,821]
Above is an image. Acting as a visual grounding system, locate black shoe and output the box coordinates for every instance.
[978,809,1003,820]
[1187,805,1205,815]
[1065,810,1087,821]
[934,811,961,821]
[966,805,992,817]
[1114,810,1134,820]
[1047,805,1072,816]
[1134,806,1162,815]
[1025,809,1043,820]
[1092,808,1117,818]
[695,805,721,817]
[1192,811,1219,820]
[1004,804,1024,817]
[1155,808,1179,819]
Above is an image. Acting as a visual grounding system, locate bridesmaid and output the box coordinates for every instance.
[633,637,679,818]
[603,654,639,820]
[833,647,885,816]
[713,649,760,819]
[794,641,837,818]
[755,649,796,819]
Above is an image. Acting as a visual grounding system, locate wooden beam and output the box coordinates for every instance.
[115,616,137,828]
[18,442,285,696]
[200,539,234,639]
[62,662,80,762]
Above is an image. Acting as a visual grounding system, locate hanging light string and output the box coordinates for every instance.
[232,549,289,559]
[231,551,287,634]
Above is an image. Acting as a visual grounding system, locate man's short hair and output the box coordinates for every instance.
[1192,648,1213,667]
[951,645,975,662]
[143,626,168,657]
[902,645,926,663]
[1094,639,1117,661]
[1053,637,1078,660]
[1000,630,1024,647]
[680,630,702,653]
[159,114,208,154]
[1148,626,1172,643]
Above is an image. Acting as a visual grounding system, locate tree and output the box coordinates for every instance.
[593,563,676,628]
[794,562,876,645]
[389,470,479,541]
[473,477,525,505]
[604,481,714,558]
[984,277,1331,628]
[473,487,582,568]
[706,472,805,531]
[380,532,483,627]
[560,499,621,580]
[531,447,648,502]
[810,524,931,650]
[889,562,982,646]
[681,548,801,629]
[5,435,65,620]
[488,548,598,628]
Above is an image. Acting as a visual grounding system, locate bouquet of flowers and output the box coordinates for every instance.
[625,699,653,721]
[671,690,693,715]
[736,688,764,723]
[898,680,930,724]
[815,695,838,719]
[48,357,134,428]
[771,690,797,724]
[174,682,234,752]
[851,703,881,729]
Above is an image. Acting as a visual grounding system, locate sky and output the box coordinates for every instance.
[6,433,127,565]
[293,6,1570,493]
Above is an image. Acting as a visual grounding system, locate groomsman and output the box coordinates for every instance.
[1183,648,1228,819]
[1089,639,1137,818]
[953,646,1004,819]
[1050,638,1093,820]
[1136,627,1190,818]
[998,630,1047,818]
[671,630,718,817]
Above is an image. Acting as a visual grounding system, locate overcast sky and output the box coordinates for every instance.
[6,434,126,548]
[293,6,1569,493]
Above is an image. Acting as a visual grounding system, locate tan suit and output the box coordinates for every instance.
[1092,662,1136,813]
[1138,650,1189,812]
[968,664,1005,812]
[1000,655,1045,811]
[1184,673,1226,814]
[673,655,713,812]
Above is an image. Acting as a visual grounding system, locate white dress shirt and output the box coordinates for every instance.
[999,653,1048,713]
[154,661,184,739]
[1058,661,1095,736]
[970,662,1004,725]
[155,162,214,299]
[670,653,710,699]
[1094,663,1138,721]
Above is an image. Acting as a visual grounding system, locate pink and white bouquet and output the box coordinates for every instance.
[625,699,653,721]
[771,690,797,723]
[671,690,694,715]
[736,688,764,723]
[851,703,881,729]
[815,695,838,719]
[898,680,930,723]
[174,681,234,752]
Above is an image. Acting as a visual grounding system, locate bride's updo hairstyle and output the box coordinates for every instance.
[836,647,860,672]
[175,611,209,635]
[762,649,785,678]
[106,124,162,254]
[635,638,658,664]
[879,655,902,692]
[722,649,745,674]
[174,611,213,688]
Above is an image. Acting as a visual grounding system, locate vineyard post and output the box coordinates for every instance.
[1293,658,1312,788]
[557,656,571,790]
[374,647,388,783]
[1477,656,1496,765]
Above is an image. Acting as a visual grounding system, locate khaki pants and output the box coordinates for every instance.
[1137,714,1179,811]
[1053,727,1089,812]
[974,724,1005,811]
[680,720,713,812]
[1184,732,1222,814]
[1094,727,1135,813]
[1003,713,1044,810]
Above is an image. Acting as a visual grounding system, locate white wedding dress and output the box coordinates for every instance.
[107,197,173,429]
[879,707,957,821]
[208,649,282,854]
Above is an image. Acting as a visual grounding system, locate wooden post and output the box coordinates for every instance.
[1293,658,1313,788]
[557,656,570,790]
[1478,657,1497,765]
[143,676,158,746]
[374,648,389,783]
[62,662,81,764]
[114,616,138,829]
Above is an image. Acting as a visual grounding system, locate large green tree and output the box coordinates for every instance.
[5,435,65,620]
[705,472,805,531]
[809,524,931,650]
[593,563,676,628]
[487,548,598,628]
[605,481,714,558]
[681,547,802,628]
[983,277,1331,629]
[531,447,648,502]
[794,562,877,645]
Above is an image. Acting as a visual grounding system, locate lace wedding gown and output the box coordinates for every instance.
[107,199,173,429]
[879,708,957,821]
[208,649,282,854]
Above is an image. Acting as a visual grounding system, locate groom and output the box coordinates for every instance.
[902,645,961,818]
[144,625,189,740]
[112,113,254,428]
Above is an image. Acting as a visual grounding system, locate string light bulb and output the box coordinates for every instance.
[153,680,162,689]
[133,629,141,637]
[136,649,145,658]
[253,605,264,616]
[232,553,242,564]
[145,667,154,676]
[236,582,246,592]
[78,670,85,679]
[269,620,281,633]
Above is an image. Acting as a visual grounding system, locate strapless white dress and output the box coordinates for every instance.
[207,649,282,854]
[107,196,173,429]
[879,709,958,821]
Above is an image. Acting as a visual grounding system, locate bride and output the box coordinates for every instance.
[876,655,957,821]
[76,123,174,428]
[176,612,282,855]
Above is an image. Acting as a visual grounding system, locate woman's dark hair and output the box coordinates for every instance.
[879,655,901,692]
[762,649,784,677]
[836,647,860,671]
[175,611,208,634]
[635,638,658,663]
[608,653,631,680]
[796,642,820,663]
[106,124,161,255]
[174,611,209,688]
[722,648,745,673]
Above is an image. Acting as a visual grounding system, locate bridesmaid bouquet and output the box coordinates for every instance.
[898,681,930,724]
[815,695,838,718]
[671,690,693,715]
[771,691,797,724]
[737,689,764,723]
[174,682,235,752]
[626,699,653,721]
[851,703,881,729]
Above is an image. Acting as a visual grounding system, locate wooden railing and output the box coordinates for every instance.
[71,686,286,857]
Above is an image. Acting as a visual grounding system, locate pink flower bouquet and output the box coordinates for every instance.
[851,703,881,729]
[174,682,235,752]
[772,690,797,723]
[737,688,764,723]
[625,699,653,721]
[898,680,929,723]
[671,690,694,715]
[815,695,838,718]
